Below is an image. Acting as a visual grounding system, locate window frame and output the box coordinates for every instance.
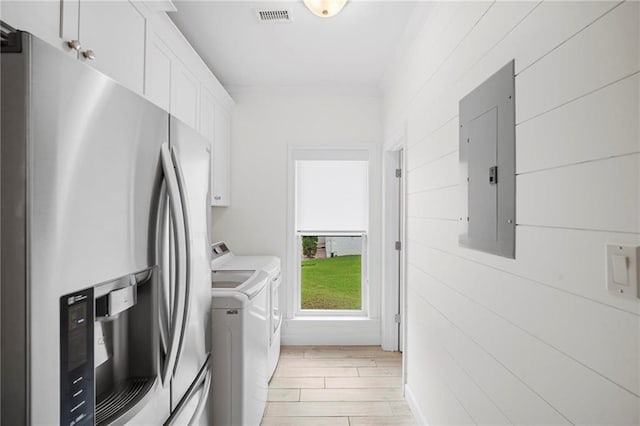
[287,147,372,319]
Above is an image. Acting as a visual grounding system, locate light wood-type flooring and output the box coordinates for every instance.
[261,346,416,426]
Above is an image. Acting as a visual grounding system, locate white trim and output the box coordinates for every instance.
[281,318,380,345]
[384,128,406,152]
[400,145,408,388]
[287,147,297,320]
[226,84,382,99]
[381,128,406,352]
[286,144,382,345]
[405,384,429,426]
[297,231,367,236]
[296,310,367,317]
[291,148,370,161]
[381,149,401,351]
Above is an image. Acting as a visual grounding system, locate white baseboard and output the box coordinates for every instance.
[405,383,428,426]
[281,317,380,345]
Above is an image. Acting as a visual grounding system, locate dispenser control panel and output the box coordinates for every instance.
[60,288,94,426]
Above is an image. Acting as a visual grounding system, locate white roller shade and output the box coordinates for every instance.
[296,160,368,232]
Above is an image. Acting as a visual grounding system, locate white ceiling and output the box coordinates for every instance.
[169,1,421,93]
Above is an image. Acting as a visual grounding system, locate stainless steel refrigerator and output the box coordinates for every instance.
[1,26,212,425]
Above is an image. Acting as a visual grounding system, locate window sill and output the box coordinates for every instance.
[290,315,370,321]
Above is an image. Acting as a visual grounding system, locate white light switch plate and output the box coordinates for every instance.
[606,245,639,299]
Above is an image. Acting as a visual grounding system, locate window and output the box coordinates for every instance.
[293,152,369,315]
[301,235,365,310]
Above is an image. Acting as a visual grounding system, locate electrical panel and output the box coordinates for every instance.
[459,60,516,258]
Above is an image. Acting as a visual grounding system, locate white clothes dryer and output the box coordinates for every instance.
[210,242,282,380]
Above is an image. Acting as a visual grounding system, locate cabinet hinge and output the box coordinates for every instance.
[394,313,401,324]
[395,241,401,250]
[395,168,402,178]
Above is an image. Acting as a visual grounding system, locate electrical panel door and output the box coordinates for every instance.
[459,60,515,258]
[468,107,498,243]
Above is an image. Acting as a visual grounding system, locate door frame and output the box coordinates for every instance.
[381,131,406,353]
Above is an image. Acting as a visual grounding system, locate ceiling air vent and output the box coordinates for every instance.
[256,9,293,23]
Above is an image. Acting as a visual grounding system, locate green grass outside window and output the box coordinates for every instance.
[301,255,362,310]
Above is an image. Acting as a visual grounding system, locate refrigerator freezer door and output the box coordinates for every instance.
[169,117,212,420]
[1,33,169,423]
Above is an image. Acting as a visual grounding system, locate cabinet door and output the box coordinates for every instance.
[199,87,216,142]
[78,0,145,94]
[171,61,199,129]
[211,103,231,206]
[145,29,173,111]
[1,0,79,56]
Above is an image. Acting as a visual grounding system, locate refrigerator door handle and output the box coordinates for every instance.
[163,354,211,426]
[157,181,170,355]
[160,143,188,385]
[170,145,194,375]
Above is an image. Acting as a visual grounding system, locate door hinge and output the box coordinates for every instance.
[394,313,401,324]
[395,241,401,250]
[395,168,402,178]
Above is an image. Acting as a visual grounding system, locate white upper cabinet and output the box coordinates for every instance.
[145,29,173,111]
[200,86,232,207]
[171,61,199,129]
[199,86,216,142]
[77,1,145,94]
[2,0,235,205]
[1,1,145,94]
[211,103,231,206]
[1,0,78,56]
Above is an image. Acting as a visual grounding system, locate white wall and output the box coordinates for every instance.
[211,88,383,344]
[383,1,640,425]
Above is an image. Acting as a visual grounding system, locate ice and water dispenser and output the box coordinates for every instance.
[60,268,158,426]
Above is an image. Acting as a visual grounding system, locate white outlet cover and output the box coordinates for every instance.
[606,244,639,299]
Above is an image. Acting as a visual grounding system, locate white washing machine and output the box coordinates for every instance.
[210,242,282,380]
[210,268,270,426]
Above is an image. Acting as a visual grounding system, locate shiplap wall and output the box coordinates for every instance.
[382,1,640,425]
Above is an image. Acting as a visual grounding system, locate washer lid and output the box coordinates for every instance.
[215,256,279,274]
[211,270,269,299]
[210,241,281,276]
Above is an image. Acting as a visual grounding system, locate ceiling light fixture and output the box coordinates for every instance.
[303,0,348,18]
